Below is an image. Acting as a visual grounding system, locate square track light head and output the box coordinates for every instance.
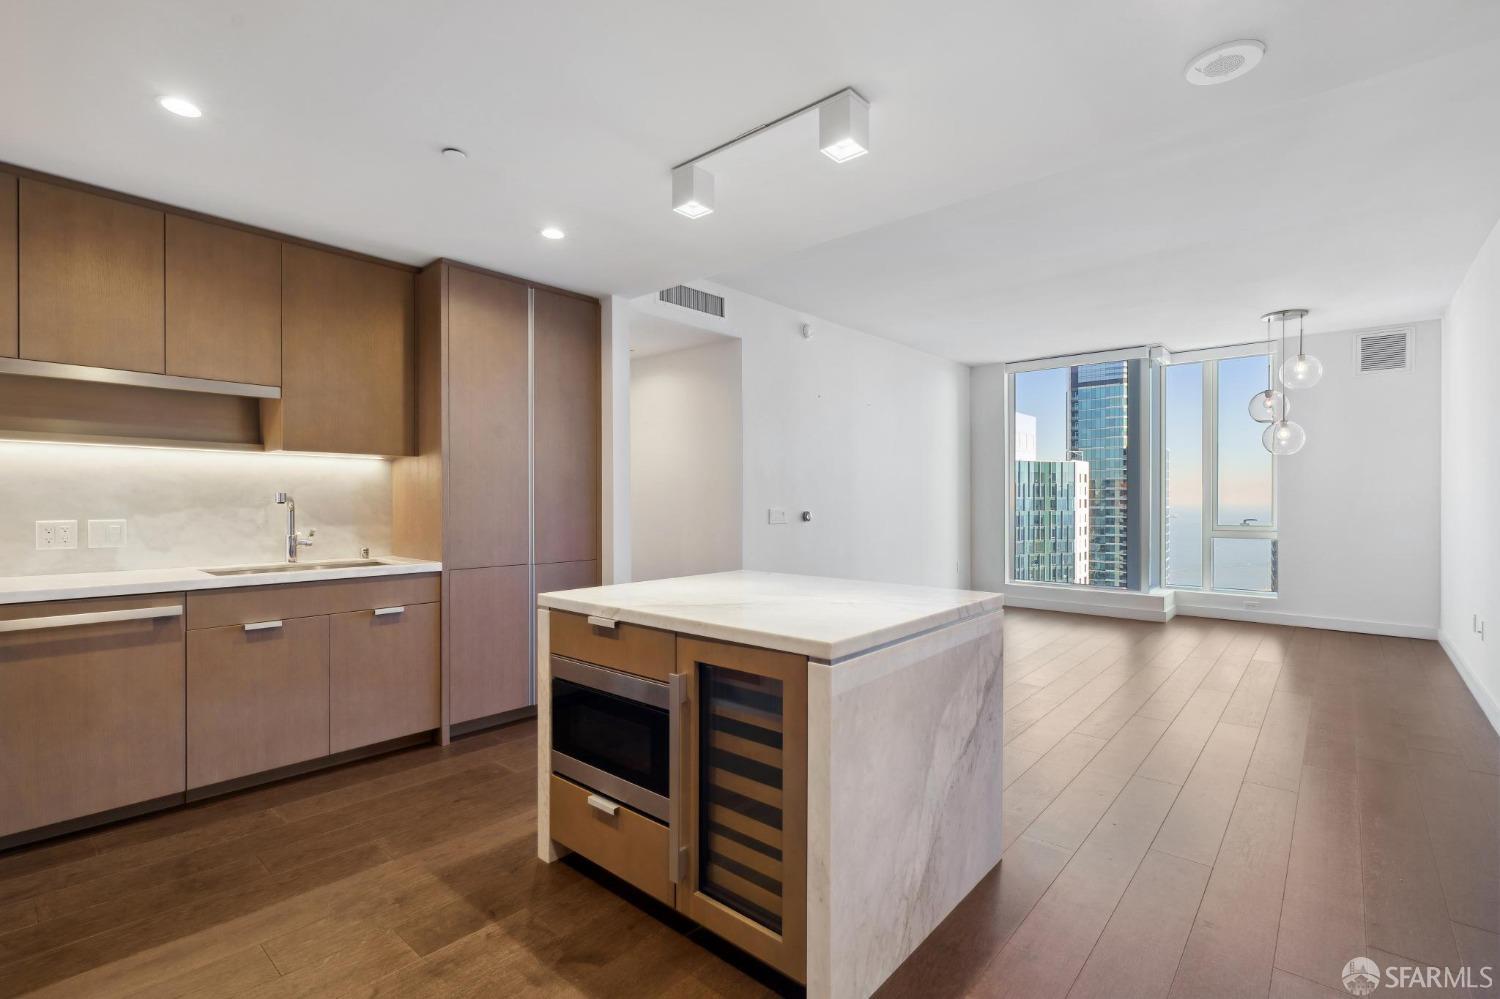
[671,164,715,219]
[819,91,870,163]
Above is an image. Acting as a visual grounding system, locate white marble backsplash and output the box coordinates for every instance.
[0,441,392,576]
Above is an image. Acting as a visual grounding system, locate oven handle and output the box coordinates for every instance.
[550,654,670,709]
[668,670,688,884]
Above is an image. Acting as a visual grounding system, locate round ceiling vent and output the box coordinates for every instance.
[1184,40,1266,85]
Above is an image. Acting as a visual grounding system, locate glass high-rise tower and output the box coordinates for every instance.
[1013,459,1090,584]
[1068,361,1130,588]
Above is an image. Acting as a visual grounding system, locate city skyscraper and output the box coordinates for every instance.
[1068,361,1130,588]
[1013,459,1090,584]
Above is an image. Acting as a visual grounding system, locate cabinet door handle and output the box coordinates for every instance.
[0,605,182,633]
[373,606,405,617]
[586,615,617,631]
[586,793,620,817]
[243,620,283,632]
[668,672,687,882]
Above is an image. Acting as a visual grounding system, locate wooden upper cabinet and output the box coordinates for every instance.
[1,172,16,357]
[533,288,601,564]
[18,179,165,373]
[447,265,529,569]
[270,244,415,456]
[165,215,281,386]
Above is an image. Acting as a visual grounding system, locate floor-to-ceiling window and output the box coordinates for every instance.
[1008,353,1148,591]
[1007,344,1276,596]
[1160,348,1278,594]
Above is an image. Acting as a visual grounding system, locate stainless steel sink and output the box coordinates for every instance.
[203,559,386,577]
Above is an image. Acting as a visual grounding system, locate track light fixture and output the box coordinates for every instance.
[671,164,715,219]
[669,87,870,219]
[818,91,870,163]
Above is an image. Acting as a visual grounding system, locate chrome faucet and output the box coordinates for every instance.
[274,492,315,562]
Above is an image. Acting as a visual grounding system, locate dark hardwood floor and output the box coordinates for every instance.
[1,609,1495,998]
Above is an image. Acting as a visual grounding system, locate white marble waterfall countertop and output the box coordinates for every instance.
[0,556,441,605]
[537,570,1003,661]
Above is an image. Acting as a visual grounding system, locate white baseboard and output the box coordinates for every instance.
[1438,631,1500,737]
[1004,584,1440,640]
[1173,603,1437,639]
[1003,585,1174,623]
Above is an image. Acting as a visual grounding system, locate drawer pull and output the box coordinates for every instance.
[373,606,405,617]
[586,615,617,631]
[243,619,284,632]
[586,793,620,817]
[0,605,182,634]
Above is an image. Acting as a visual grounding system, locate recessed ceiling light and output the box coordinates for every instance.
[1184,40,1266,86]
[441,146,468,161]
[671,164,715,219]
[157,95,202,118]
[818,91,870,163]
[540,226,565,240]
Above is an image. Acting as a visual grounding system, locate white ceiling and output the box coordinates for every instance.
[5,2,1500,364]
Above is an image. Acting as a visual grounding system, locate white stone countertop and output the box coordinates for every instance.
[0,556,442,605]
[537,569,1003,661]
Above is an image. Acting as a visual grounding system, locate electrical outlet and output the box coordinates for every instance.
[35,520,78,550]
[767,508,787,525]
[87,519,127,549]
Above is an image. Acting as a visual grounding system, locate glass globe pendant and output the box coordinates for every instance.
[1248,388,1288,423]
[1267,309,1321,389]
[1262,419,1306,455]
[1281,351,1323,389]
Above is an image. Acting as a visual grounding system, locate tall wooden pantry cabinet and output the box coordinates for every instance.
[392,260,601,735]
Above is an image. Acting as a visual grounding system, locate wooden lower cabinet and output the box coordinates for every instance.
[449,565,531,723]
[186,615,331,789]
[0,595,186,838]
[550,775,673,906]
[548,609,674,683]
[330,601,440,752]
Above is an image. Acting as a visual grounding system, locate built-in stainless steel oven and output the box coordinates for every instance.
[550,655,677,823]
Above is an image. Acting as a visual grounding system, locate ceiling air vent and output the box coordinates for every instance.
[1355,328,1411,374]
[659,285,725,318]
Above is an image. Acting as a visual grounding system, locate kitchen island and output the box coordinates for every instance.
[535,570,1004,998]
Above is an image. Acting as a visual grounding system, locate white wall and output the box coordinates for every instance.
[0,442,391,575]
[971,321,1444,636]
[1259,321,1441,635]
[630,339,743,581]
[701,283,971,589]
[612,284,971,590]
[1441,218,1500,729]
[601,295,632,584]
[970,364,1010,593]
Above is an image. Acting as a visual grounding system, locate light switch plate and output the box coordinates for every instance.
[35,520,78,550]
[88,519,127,549]
[767,507,787,525]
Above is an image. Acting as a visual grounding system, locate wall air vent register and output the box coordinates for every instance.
[658,285,726,318]
[1355,328,1411,374]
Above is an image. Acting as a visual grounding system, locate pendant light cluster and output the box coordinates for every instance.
[1250,308,1321,455]
[670,88,870,219]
